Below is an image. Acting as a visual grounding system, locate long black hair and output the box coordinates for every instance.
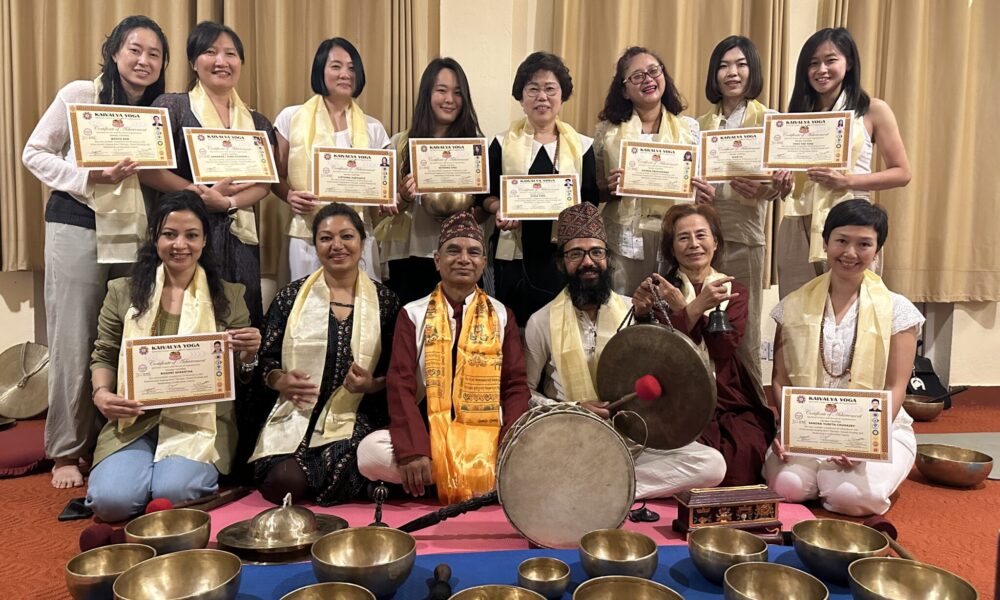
[704,36,764,105]
[599,46,684,125]
[98,15,169,106]
[129,191,229,319]
[788,28,870,116]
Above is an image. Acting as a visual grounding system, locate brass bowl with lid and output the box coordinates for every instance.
[217,493,348,555]
[65,543,156,600]
[123,508,211,555]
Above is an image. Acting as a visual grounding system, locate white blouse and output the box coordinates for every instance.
[273,104,390,151]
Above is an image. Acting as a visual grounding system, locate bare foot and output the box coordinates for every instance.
[52,458,85,489]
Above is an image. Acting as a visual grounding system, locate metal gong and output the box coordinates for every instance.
[596,323,716,450]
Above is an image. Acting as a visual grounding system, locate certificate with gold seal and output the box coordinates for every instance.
[312,146,396,207]
[67,104,176,169]
[781,387,892,463]
[762,111,854,170]
[617,140,697,200]
[183,127,278,184]
[123,332,235,409]
[499,174,579,220]
[409,137,489,194]
[699,128,771,182]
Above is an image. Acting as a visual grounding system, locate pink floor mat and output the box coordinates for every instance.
[208,491,815,555]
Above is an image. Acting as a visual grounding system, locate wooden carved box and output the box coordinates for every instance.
[673,485,784,535]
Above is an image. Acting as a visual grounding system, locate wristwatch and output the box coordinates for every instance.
[226,197,239,216]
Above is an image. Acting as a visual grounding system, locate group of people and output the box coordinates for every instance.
[22,15,921,522]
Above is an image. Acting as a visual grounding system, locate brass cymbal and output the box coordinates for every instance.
[217,494,348,555]
[596,324,716,450]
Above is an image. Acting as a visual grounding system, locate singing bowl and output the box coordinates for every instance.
[517,557,570,599]
[688,526,768,585]
[902,395,945,421]
[112,548,241,600]
[124,508,211,555]
[65,543,156,600]
[572,576,683,600]
[310,527,416,598]
[420,192,476,219]
[848,557,978,600]
[279,582,376,600]
[791,519,890,584]
[449,585,546,599]
[915,443,993,487]
[723,563,828,600]
[579,529,658,579]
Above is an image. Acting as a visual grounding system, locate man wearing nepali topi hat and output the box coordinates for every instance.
[357,211,530,503]
[523,203,726,498]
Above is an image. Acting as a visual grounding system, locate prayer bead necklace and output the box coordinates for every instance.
[819,307,858,379]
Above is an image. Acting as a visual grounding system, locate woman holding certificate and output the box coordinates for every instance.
[593,46,716,296]
[765,200,923,516]
[247,203,399,506]
[632,204,776,487]
[142,22,276,327]
[86,191,261,522]
[482,52,600,326]
[21,15,170,489]
[272,37,392,283]
[777,28,911,298]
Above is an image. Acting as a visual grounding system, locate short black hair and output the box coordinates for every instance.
[187,22,244,88]
[598,46,685,125]
[822,199,889,250]
[705,36,764,105]
[99,15,170,106]
[511,52,573,102]
[312,202,367,244]
[311,37,366,97]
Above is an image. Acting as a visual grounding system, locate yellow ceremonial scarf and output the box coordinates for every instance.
[90,77,147,264]
[424,285,503,504]
[249,268,381,462]
[697,99,769,209]
[373,133,413,245]
[188,81,259,245]
[496,117,584,260]
[549,289,629,403]
[780,270,893,391]
[286,95,371,239]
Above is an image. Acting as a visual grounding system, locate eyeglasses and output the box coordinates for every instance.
[624,64,664,85]
[524,84,561,99]
[563,247,608,262]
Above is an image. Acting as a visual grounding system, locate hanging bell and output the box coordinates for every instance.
[706,306,735,333]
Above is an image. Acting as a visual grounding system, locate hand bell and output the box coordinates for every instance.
[706,306,734,334]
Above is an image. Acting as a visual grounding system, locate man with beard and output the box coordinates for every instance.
[524,203,725,499]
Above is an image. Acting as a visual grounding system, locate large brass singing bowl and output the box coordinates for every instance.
[310,527,416,598]
[66,543,156,600]
[113,549,242,600]
[572,576,683,600]
[848,557,978,600]
[579,529,658,579]
[420,193,476,219]
[279,582,376,600]
[902,395,944,421]
[915,444,993,487]
[688,526,768,585]
[723,562,828,600]
[517,557,570,599]
[791,519,890,584]
[448,585,546,599]
[124,508,211,555]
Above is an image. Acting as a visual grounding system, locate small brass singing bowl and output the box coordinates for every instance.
[517,557,570,599]
[849,557,978,600]
[688,526,768,585]
[902,395,945,421]
[113,548,241,600]
[579,529,658,579]
[123,508,211,555]
[723,562,828,600]
[449,585,546,599]
[572,575,683,600]
[915,444,993,487]
[65,543,156,600]
[791,519,890,584]
[279,582,375,600]
[310,527,416,598]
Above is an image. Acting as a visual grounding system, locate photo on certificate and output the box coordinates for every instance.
[499,174,580,220]
[67,103,176,169]
[183,127,278,184]
[781,387,892,463]
[617,140,697,200]
[408,137,489,194]
[123,332,235,409]
[312,146,396,207]
[762,111,854,170]
[699,128,771,182]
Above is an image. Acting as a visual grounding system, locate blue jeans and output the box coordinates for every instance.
[86,430,218,522]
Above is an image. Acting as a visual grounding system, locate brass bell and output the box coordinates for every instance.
[706,306,734,334]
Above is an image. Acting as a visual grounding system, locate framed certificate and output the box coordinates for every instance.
[762,111,854,170]
[699,128,771,182]
[409,137,489,194]
[312,146,396,207]
[123,332,235,409]
[781,387,892,463]
[67,104,176,169]
[499,174,579,220]
[617,141,697,200]
[183,127,278,184]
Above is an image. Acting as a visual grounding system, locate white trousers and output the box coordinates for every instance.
[288,236,382,282]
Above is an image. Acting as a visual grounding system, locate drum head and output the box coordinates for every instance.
[497,407,635,548]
